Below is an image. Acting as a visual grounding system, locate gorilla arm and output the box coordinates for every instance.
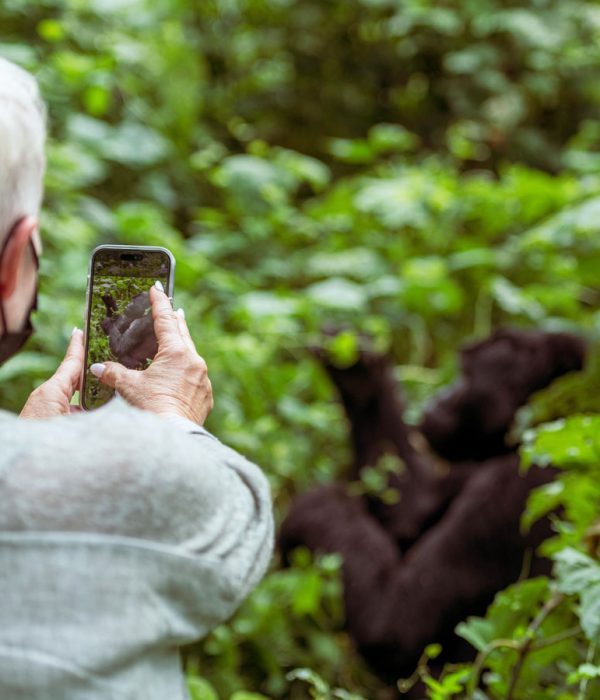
[279,457,553,680]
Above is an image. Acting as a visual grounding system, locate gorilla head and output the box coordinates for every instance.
[419,328,587,462]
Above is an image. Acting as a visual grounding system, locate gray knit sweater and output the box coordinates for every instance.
[0,395,274,699]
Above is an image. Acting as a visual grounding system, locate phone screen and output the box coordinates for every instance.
[81,247,173,410]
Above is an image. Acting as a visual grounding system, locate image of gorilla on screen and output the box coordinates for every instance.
[83,251,170,410]
[100,287,156,369]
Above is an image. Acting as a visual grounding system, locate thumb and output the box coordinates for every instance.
[90,361,137,392]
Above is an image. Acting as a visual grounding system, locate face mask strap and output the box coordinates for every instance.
[0,219,21,333]
[0,218,39,363]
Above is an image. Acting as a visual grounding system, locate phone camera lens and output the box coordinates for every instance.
[120,253,144,261]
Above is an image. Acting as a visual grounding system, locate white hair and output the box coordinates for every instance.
[0,57,46,245]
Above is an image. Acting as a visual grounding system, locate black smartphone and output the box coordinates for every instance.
[80,244,175,410]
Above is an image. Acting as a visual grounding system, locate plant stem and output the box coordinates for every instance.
[578,641,597,700]
[505,592,565,700]
[466,592,568,699]
[467,639,521,698]
[529,626,580,651]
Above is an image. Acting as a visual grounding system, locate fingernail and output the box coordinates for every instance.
[154,280,164,292]
[176,308,185,319]
[90,363,106,378]
[71,326,80,336]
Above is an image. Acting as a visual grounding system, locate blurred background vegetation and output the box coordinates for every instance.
[1,0,600,697]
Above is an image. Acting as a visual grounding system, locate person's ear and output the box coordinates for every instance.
[0,216,38,301]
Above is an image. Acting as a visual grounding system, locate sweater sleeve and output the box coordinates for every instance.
[0,396,274,598]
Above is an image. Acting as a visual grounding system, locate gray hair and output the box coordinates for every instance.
[0,57,46,245]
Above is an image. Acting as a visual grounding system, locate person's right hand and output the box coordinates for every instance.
[20,328,85,420]
[91,283,213,425]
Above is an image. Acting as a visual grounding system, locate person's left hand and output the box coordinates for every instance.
[20,328,85,419]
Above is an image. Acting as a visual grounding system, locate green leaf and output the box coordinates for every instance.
[491,277,545,320]
[368,123,420,153]
[187,675,219,700]
[323,330,360,369]
[568,662,600,684]
[425,643,442,659]
[287,668,330,696]
[291,570,323,616]
[273,148,331,192]
[555,548,600,641]
[308,248,384,281]
[102,122,170,168]
[214,155,289,198]
[37,19,66,43]
[0,352,58,382]
[239,292,299,319]
[522,415,600,469]
[522,480,564,532]
[456,617,496,652]
[457,577,550,651]
[305,278,368,311]
[328,138,375,164]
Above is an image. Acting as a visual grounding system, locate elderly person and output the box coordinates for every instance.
[0,57,273,699]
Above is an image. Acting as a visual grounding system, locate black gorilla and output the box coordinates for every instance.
[101,291,158,370]
[420,329,588,462]
[279,328,586,685]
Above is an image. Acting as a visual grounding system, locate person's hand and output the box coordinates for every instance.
[20,328,85,419]
[90,283,213,426]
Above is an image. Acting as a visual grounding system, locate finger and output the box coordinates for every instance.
[175,309,196,353]
[91,360,138,392]
[149,283,180,348]
[53,328,85,393]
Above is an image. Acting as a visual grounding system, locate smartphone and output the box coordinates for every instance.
[80,244,175,410]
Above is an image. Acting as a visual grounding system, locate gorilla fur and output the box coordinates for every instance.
[279,328,586,684]
[101,291,158,369]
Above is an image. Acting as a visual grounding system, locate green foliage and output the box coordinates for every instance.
[183,550,382,699]
[2,0,600,697]
[286,668,366,700]
[348,453,405,505]
[555,548,600,642]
